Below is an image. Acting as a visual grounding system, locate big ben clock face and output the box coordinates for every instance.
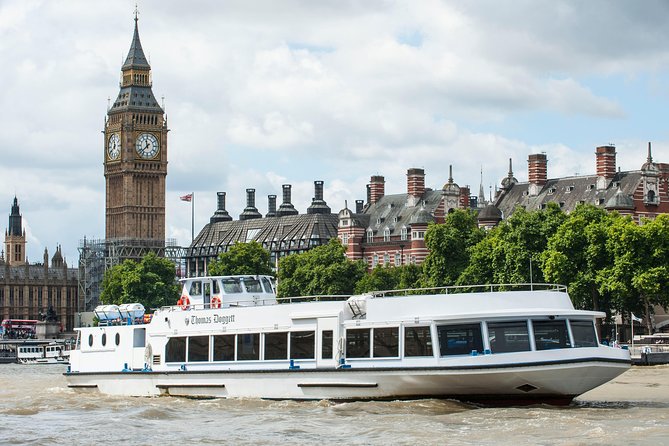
[135,133,159,159]
[107,133,121,160]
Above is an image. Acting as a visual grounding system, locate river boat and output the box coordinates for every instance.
[628,333,669,365]
[18,342,72,364]
[65,275,630,405]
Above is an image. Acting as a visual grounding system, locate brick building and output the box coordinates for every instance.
[338,167,470,268]
[0,198,78,332]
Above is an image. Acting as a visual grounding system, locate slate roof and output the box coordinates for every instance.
[495,171,641,217]
[187,213,339,258]
[353,190,443,236]
[122,18,150,70]
[0,264,77,282]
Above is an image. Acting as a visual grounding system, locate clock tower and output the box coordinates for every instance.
[104,13,168,244]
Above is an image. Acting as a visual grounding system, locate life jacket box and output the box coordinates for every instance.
[119,303,145,320]
[94,305,121,321]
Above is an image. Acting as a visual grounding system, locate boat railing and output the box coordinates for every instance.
[368,283,567,298]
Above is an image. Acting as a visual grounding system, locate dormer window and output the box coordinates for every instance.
[567,186,575,193]
[589,184,595,190]
[366,229,374,243]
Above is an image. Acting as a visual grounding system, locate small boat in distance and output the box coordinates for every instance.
[18,341,72,364]
[65,275,630,405]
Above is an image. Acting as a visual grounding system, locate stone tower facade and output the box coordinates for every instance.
[104,14,168,242]
[4,197,26,266]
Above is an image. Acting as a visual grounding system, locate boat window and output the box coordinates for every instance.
[213,334,235,361]
[115,333,120,346]
[437,323,483,356]
[264,332,288,360]
[346,328,370,358]
[189,281,202,296]
[533,320,571,350]
[243,278,263,293]
[102,333,107,347]
[570,320,598,347]
[487,321,530,353]
[188,336,210,362]
[211,280,219,294]
[373,327,399,357]
[133,328,146,348]
[404,326,433,357]
[222,278,243,294]
[165,337,186,363]
[290,331,315,359]
[237,333,260,360]
[321,330,333,359]
[88,334,93,347]
[261,277,274,294]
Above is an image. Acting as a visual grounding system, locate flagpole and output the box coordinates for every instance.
[631,313,634,350]
[191,192,194,243]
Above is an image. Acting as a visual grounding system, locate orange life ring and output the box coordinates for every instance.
[211,295,222,309]
[177,295,190,310]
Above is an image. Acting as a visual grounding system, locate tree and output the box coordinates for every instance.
[458,203,566,287]
[422,209,484,287]
[599,214,669,332]
[207,241,273,276]
[542,205,614,312]
[277,239,366,298]
[101,252,180,309]
[354,264,423,294]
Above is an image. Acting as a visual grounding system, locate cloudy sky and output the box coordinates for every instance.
[1,0,668,263]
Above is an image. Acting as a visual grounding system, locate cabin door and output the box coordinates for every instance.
[316,317,339,368]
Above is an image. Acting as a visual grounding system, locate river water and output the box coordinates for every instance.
[1,364,668,445]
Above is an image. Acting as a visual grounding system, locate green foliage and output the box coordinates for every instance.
[458,203,566,286]
[101,252,180,309]
[277,239,366,298]
[355,264,423,294]
[542,205,614,311]
[207,241,273,276]
[422,209,484,287]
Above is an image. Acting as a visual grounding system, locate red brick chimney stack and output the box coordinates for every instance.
[595,145,617,180]
[369,175,385,205]
[407,168,425,198]
[528,153,548,186]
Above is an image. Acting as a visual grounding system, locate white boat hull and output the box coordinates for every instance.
[66,357,628,404]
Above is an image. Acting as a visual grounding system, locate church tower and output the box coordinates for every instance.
[104,12,168,244]
[5,197,26,266]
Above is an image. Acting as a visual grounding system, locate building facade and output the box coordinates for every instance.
[338,167,471,269]
[0,199,78,332]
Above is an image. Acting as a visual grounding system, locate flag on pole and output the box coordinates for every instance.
[180,193,193,202]
[631,313,642,323]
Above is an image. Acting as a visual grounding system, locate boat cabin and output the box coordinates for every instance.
[179,275,277,309]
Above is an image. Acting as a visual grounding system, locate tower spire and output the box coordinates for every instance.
[123,8,150,70]
[478,167,485,205]
[647,141,653,163]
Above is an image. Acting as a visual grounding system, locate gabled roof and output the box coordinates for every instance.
[187,213,339,258]
[495,171,641,216]
[352,190,442,236]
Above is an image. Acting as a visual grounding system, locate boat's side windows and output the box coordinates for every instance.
[404,326,433,357]
[165,337,186,363]
[373,327,399,357]
[189,281,202,296]
[321,330,334,359]
[213,334,235,361]
[532,320,571,350]
[261,277,274,294]
[222,278,243,294]
[487,321,531,353]
[570,320,598,348]
[437,323,483,356]
[211,280,220,295]
[88,334,93,347]
[237,333,260,360]
[264,332,288,360]
[188,336,210,362]
[346,328,371,358]
[133,328,146,348]
[115,333,121,346]
[101,333,107,347]
[290,331,315,359]
[243,278,263,293]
